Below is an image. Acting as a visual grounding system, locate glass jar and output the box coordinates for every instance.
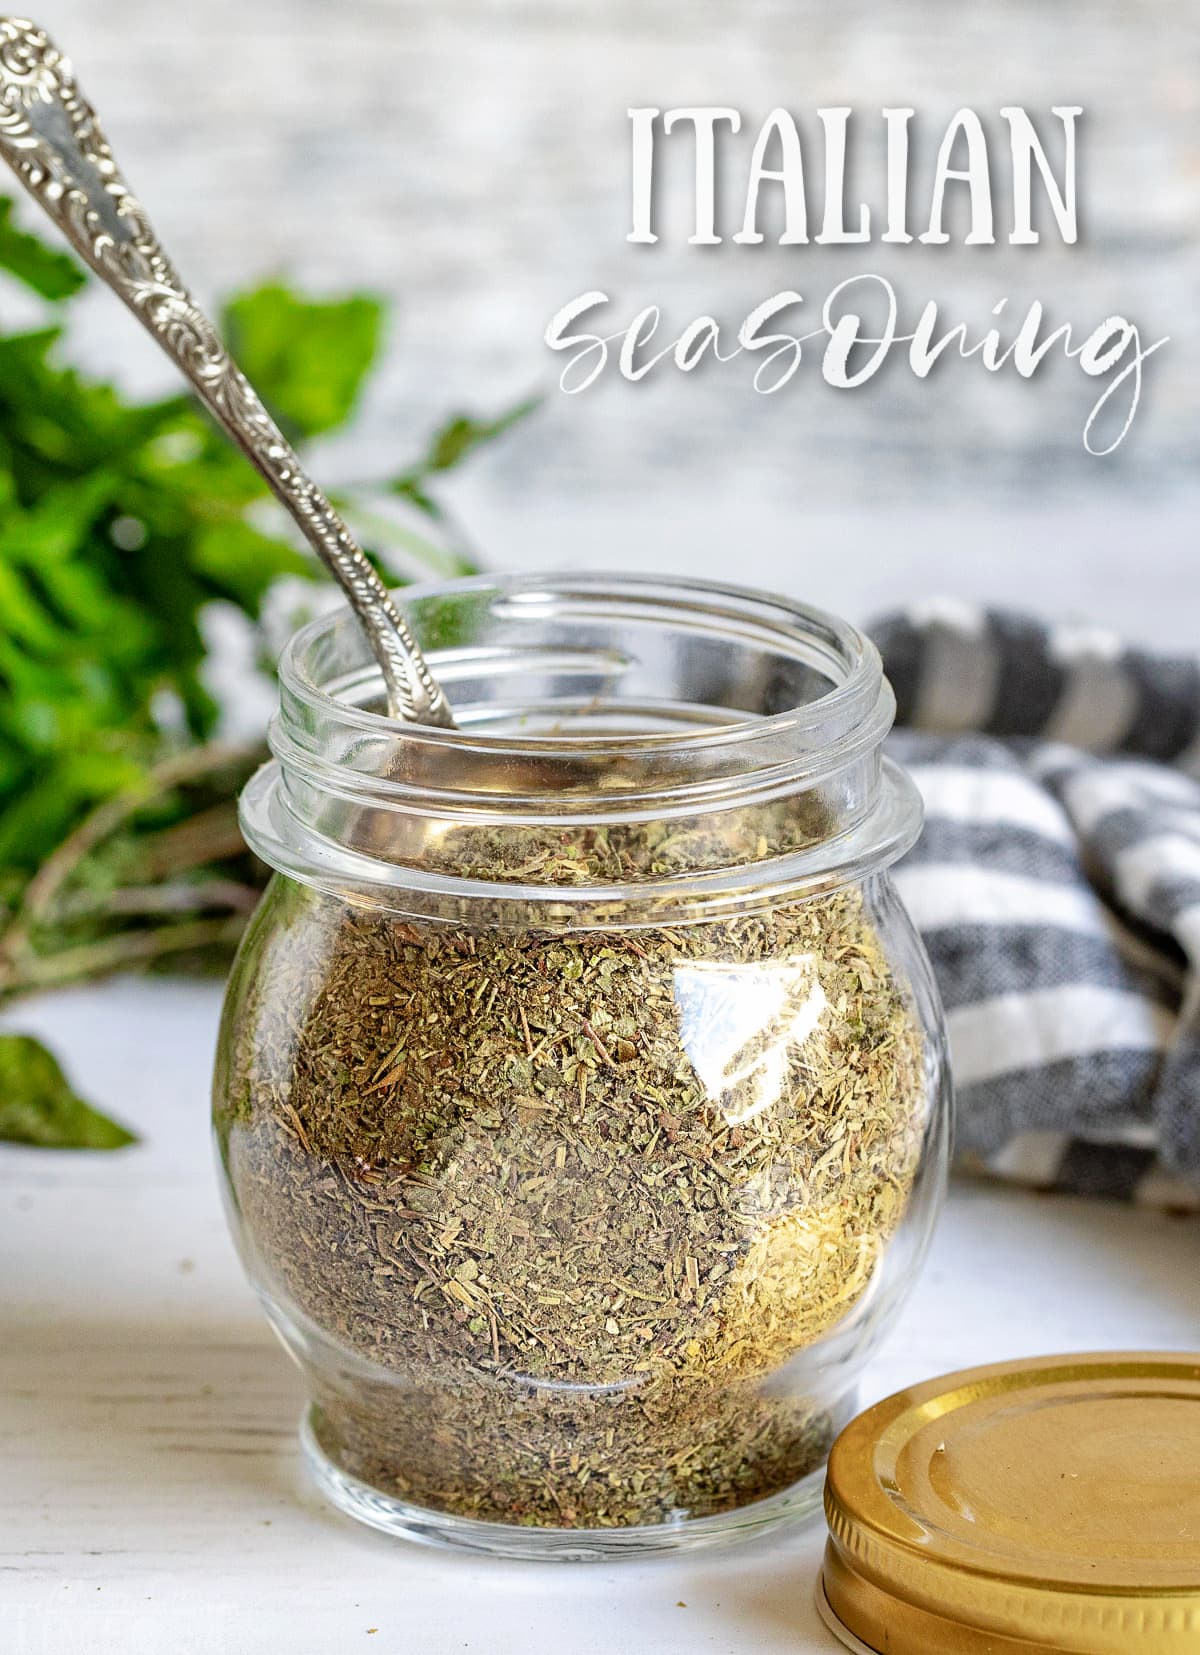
[213,572,951,1560]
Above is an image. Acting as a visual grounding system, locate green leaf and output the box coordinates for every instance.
[189,516,315,611]
[222,283,384,439]
[0,472,119,566]
[390,397,539,505]
[0,198,87,300]
[0,1033,136,1148]
[0,746,148,869]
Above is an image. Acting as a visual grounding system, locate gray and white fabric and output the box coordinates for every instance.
[870,602,1200,1208]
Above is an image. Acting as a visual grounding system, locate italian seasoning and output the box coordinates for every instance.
[217,816,926,1528]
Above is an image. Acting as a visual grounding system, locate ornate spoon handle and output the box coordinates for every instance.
[0,16,455,729]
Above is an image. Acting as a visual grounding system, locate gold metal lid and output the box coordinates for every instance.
[820,1352,1200,1654]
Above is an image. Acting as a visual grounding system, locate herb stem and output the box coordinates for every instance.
[1,915,247,996]
[0,740,262,979]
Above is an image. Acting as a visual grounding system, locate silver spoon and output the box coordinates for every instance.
[0,16,456,729]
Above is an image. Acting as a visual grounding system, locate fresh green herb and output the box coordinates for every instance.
[0,197,87,300]
[390,399,540,518]
[223,284,384,441]
[0,196,532,1147]
[0,1033,135,1148]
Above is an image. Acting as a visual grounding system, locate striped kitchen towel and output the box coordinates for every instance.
[871,601,1200,1208]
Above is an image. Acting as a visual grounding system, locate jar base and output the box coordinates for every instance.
[299,1406,826,1560]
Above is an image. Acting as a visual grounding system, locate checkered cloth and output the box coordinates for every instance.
[872,602,1200,1208]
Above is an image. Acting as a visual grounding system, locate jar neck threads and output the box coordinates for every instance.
[241,574,923,917]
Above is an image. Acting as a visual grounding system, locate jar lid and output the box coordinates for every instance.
[819,1352,1200,1655]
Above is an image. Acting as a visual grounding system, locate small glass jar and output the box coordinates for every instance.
[213,573,950,1559]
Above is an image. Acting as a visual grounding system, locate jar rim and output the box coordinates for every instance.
[276,570,887,761]
[244,572,921,916]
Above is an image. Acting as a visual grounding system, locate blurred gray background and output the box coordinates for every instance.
[19,0,1200,644]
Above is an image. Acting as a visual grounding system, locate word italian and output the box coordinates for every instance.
[625,106,1081,247]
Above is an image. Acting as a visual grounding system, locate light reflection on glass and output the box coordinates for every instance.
[673,956,828,1126]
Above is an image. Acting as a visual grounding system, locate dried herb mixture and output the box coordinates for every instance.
[216,819,927,1528]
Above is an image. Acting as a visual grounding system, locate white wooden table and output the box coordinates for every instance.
[2,976,1197,1655]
